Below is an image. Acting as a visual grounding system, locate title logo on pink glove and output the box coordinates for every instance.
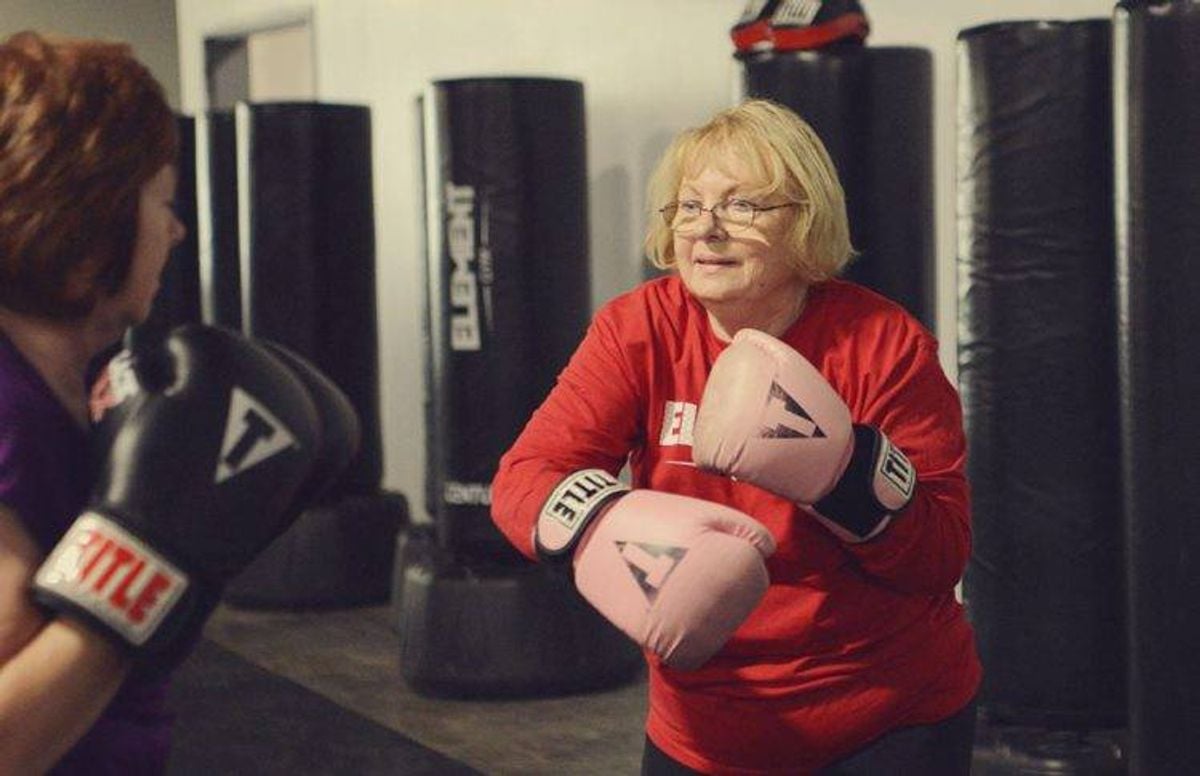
[616,541,686,604]
[760,381,826,439]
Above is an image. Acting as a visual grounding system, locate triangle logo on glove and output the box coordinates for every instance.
[214,386,298,484]
[759,381,825,439]
[615,541,687,604]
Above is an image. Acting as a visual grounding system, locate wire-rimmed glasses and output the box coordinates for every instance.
[658,199,802,236]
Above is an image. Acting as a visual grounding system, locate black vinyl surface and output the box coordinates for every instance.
[422,78,591,558]
[1114,1,1200,771]
[743,47,936,331]
[956,18,1125,729]
[167,640,479,775]
[236,102,382,495]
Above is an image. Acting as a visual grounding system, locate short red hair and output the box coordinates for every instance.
[0,31,178,320]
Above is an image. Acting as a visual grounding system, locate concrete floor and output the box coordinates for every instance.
[201,603,650,775]
[195,603,1136,775]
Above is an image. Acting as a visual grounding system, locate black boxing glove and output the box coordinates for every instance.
[32,324,352,667]
[254,339,361,508]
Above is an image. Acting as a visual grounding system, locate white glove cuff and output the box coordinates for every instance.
[534,469,629,559]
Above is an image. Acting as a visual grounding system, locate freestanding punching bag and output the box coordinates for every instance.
[742,47,936,331]
[203,102,406,608]
[420,78,590,560]
[394,78,641,697]
[1114,2,1200,771]
[956,20,1125,772]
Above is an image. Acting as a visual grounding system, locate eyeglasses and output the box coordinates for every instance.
[658,198,802,235]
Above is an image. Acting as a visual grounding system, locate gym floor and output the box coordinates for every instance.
[168,602,649,775]
[162,603,1130,775]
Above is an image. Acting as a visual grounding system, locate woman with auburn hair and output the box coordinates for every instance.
[492,99,980,774]
[0,30,186,773]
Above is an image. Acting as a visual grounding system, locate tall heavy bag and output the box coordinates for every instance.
[232,102,381,492]
[956,20,1125,731]
[421,78,590,562]
[208,102,403,607]
[742,47,936,331]
[397,78,641,697]
[1114,2,1200,772]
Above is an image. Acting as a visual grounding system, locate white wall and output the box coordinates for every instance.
[247,22,315,101]
[175,0,1117,520]
[1,0,180,107]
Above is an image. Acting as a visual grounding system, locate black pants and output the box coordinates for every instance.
[641,697,977,776]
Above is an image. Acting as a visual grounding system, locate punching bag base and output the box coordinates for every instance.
[395,527,643,699]
[224,491,408,609]
[972,721,1127,775]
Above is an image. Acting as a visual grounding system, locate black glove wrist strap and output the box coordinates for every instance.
[813,424,916,542]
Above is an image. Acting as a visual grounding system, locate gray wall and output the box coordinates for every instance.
[0,0,180,107]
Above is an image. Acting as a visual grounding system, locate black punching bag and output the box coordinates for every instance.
[211,102,405,608]
[956,20,1126,773]
[743,47,936,331]
[1114,2,1200,771]
[394,78,641,697]
[421,79,590,560]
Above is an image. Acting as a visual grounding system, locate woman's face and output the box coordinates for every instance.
[104,164,186,327]
[672,156,804,313]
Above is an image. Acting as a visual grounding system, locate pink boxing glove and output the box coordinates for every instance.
[693,329,916,542]
[535,470,775,670]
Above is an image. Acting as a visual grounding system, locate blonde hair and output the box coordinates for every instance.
[644,99,854,282]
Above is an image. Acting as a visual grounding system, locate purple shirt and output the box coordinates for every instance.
[0,332,171,775]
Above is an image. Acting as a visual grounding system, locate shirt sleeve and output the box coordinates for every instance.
[491,308,643,559]
[841,334,972,595]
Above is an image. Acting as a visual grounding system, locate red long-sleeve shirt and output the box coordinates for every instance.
[492,276,981,774]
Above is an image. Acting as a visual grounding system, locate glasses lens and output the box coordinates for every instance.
[662,203,705,235]
[660,201,760,234]
[718,201,756,231]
